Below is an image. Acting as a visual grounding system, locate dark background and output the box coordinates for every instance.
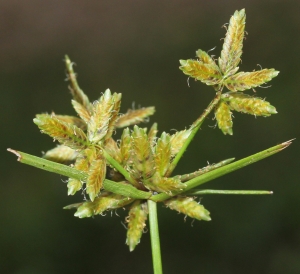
[1,1,299,273]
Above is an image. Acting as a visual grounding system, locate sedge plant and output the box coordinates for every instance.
[8,9,292,274]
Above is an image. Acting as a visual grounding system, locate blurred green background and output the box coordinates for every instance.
[1,1,299,273]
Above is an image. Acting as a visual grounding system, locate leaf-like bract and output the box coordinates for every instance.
[224,69,279,92]
[218,9,246,76]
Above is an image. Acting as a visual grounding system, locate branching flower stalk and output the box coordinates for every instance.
[8,9,292,274]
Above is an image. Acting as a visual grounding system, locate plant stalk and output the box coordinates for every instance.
[148,199,163,274]
[185,189,273,195]
[165,89,222,177]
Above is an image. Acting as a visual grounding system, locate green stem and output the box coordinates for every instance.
[148,200,163,274]
[7,149,151,200]
[176,157,235,182]
[101,148,140,188]
[185,189,273,195]
[165,90,222,177]
[151,139,292,202]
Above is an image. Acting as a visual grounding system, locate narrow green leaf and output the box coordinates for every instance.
[8,149,151,199]
[177,158,235,182]
[185,189,273,195]
[150,140,293,202]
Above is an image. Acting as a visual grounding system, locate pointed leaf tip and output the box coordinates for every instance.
[7,148,22,161]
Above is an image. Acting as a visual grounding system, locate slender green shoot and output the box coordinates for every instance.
[185,189,273,195]
[148,200,163,274]
[165,90,222,177]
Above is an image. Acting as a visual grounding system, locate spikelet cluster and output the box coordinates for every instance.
[35,56,214,251]
[34,56,156,202]
[179,9,279,135]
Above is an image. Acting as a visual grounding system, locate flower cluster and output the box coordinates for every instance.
[32,9,279,252]
[34,56,212,251]
[179,9,279,135]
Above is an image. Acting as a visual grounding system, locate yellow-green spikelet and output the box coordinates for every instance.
[223,92,277,116]
[215,101,233,135]
[164,197,211,221]
[130,125,156,180]
[126,201,148,251]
